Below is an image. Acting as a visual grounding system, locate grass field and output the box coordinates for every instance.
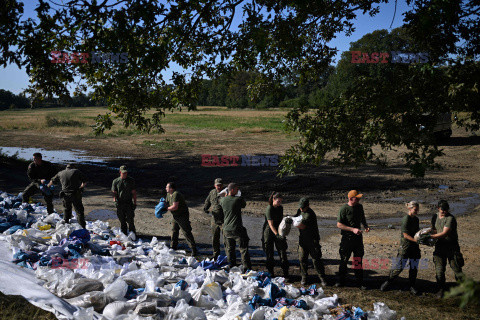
[0,106,287,132]
[0,106,298,155]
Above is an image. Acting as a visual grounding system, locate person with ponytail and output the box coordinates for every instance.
[380,201,421,295]
[262,192,289,278]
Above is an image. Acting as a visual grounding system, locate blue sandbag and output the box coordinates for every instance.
[199,255,229,270]
[0,222,13,233]
[154,198,168,218]
[254,271,272,288]
[68,229,91,244]
[175,280,188,290]
[39,183,54,196]
[6,225,25,234]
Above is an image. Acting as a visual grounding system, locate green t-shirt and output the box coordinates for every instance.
[111,176,136,203]
[400,214,420,249]
[337,204,368,237]
[220,196,246,233]
[52,168,86,193]
[434,214,459,247]
[166,191,188,215]
[294,208,320,242]
[265,205,284,230]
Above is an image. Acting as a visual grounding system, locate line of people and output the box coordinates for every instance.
[23,154,465,297]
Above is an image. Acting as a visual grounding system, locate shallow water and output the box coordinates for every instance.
[0,146,107,164]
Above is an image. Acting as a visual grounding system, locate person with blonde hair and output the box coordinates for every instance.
[381,201,421,295]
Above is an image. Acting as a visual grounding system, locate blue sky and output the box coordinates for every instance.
[0,1,412,94]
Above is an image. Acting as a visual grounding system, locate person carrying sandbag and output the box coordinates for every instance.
[262,192,289,278]
[165,182,198,257]
[430,200,465,298]
[22,152,57,214]
[294,197,327,287]
[220,182,252,270]
[380,201,421,295]
[203,178,226,260]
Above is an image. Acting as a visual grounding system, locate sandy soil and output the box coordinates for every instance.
[1,124,479,319]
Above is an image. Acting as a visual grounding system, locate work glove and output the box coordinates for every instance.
[276,234,286,241]
[285,217,293,224]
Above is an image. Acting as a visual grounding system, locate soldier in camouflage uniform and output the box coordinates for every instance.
[22,152,57,214]
[111,165,137,236]
[220,183,252,270]
[203,178,226,259]
[48,164,87,228]
[166,182,198,256]
[294,197,327,287]
[430,200,464,298]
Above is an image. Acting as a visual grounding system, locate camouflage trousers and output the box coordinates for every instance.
[224,227,252,270]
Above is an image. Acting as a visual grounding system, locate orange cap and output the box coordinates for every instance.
[348,190,363,198]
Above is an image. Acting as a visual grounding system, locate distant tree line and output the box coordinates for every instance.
[196,67,335,109]
[0,90,106,110]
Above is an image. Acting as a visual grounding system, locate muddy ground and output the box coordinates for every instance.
[1,125,480,319]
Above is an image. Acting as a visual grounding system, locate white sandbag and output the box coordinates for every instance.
[312,294,338,314]
[104,278,128,301]
[134,301,158,316]
[218,187,241,197]
[73,307,95,320]
[218,295,253,320]
[136,292,172,307]
[292,216,303,227]
[367,302,397,320]
[58,278,104,299]
[103,301,137,319]
[65,291,108,312]
[203,282,223,301]
[170,299,207,320]
[120,268,160,288]
[414,227,432,241]
[284,284,301,299]
[171,286,192,303]
[278,216,293,237]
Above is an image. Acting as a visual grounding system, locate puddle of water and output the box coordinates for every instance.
[0,146,131,171]
[0,146,107,164]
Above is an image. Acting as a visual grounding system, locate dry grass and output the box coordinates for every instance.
[0,292,56,320]
[0,106,299,156]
